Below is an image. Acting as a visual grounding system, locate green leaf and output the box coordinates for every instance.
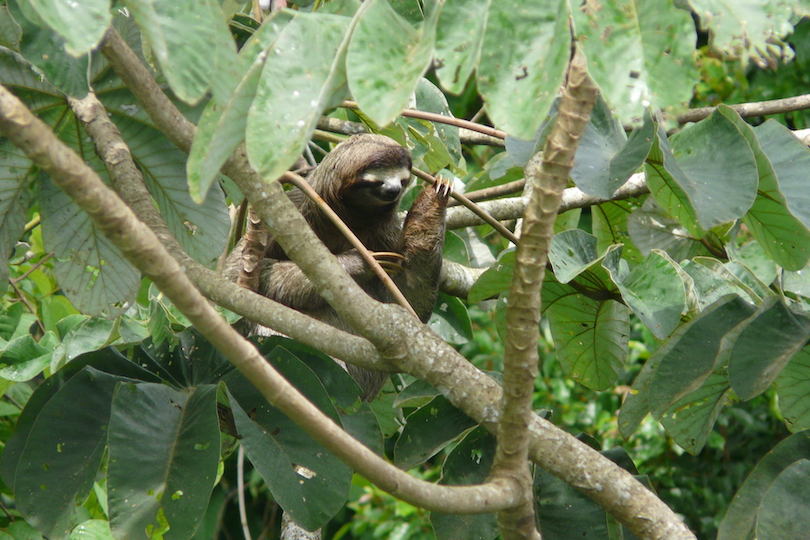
[69,519,114,540]
[347,0,438,127]
[40,177,141,318]
[545,295,629,391]
[647,106,758,236]
[476,1,570,139]
[573,0,697,121]
[107,383,220,540]
[247,12,351,179]
[591,198,643,265]
[757,459,810,540]
[548,229,600,284]
[570,99,654,199]
[394,395,476,470]
[692,256,767,305]
[776,346,810,433]
[428,293,472,345]
[433,0,491,94]
[430,427,498,540]
[606,250,687,340]
[0,139,32,296]
[0,333,54,382]
[647,295,757,418]
[659,369,731,454]
[746,120,810,270]
[224,348,351,531]
[256,336,363,410]
[717,431,810,540]
[7,0,90,97]
[728,240,778,286]
[27,0,110,56]
[123,0,237,104]
[6,367,124,538]
[728,296,810,401]
[187,10,296,202]
[680,259,754,310]
[468,250,515,305]
[626,196,706,262]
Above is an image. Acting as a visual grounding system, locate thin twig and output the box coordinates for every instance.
[283,172,420,319]
[342,100,507,139]
[412,168,519,244]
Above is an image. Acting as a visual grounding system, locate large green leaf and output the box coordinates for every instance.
[113,115,230,267]
[433,0,491,95]
[680,259,755,310]
[246,11,351,179]
[605,250,688,340]
[347,0,438,127]
[728,296,810,401]
[40,176,141,318]
[775,346,810,432]
[394,394,477,470]
[659,369,731,455]
[572,0,697,121]
[545,295,629,391]
[107,383,220,540]
[570,99,654,199]
[7,0,90,97]
[591,198,643,265]
[626,197,708,262]
[747,120,810,270]
[122,0,237,104]
[0,138,33,295]
[430,427,498,540]
[224,347,352,531]
[647,295,756,418]
[27,0,110,56]
[476,1,569,139]
[186,10,295,202]
[6,367,124,539]
[717,431,810,540]
[757,459,810,540]
[646,106,758,236]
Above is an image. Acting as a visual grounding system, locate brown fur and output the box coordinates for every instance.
[229,134,450,399]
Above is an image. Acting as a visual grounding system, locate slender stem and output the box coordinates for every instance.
[412,168,519,244]
[342,100,507,139]
[237,445,253,540]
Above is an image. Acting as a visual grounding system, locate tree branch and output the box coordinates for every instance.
[678,93,810,124]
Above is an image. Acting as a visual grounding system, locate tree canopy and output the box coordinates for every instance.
[1,1,810,540]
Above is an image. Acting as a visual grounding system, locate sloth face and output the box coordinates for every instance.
[343,167,412,211]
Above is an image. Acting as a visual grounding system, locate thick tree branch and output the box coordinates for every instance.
[0,83,523,515]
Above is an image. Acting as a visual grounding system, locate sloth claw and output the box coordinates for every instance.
[433,174,453,198]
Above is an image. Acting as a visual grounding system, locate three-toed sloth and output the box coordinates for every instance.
[231,134,451,400]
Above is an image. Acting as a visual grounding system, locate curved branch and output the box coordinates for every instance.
[0,83,523,515]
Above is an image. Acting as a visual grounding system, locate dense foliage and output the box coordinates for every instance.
[1,1,810,539]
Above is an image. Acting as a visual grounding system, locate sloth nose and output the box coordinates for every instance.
[376,183,401,201]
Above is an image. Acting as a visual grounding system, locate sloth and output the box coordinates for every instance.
[230,134,451,399]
